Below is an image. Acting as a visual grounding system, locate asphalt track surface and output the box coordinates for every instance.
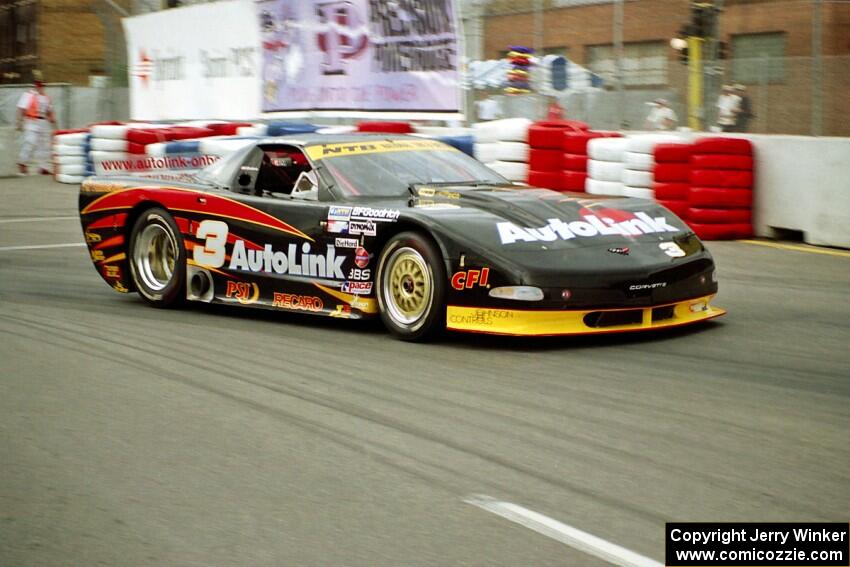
[1,175,849,566]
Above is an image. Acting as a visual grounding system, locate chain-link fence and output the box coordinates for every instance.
[468,54,850,136]
[0,84,129,130]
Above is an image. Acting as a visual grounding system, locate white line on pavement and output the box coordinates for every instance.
[0,243,87,252]
[0,216,79,224]
[464,495,663,567]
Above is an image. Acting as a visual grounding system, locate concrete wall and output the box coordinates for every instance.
[745,135,850,248]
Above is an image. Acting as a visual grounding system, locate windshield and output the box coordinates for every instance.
[318,148,507,197]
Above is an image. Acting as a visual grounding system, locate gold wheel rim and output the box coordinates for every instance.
[383,247,432,326]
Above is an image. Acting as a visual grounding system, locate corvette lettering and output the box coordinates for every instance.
[497,213,680,245]
[629,282,667,291]
[229,240,346,280]
[451,268,490,290]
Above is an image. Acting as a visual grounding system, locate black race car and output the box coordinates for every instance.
[79,134,724,341]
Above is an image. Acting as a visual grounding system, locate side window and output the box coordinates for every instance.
[231,147,264,195]
[254,145,314,196]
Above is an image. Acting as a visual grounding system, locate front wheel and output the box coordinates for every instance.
[376,232,446,341]
[128,207,186,307]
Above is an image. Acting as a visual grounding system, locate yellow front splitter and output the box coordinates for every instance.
[446,295,725,336]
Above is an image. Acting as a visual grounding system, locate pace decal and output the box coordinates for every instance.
[272,292,324,312]
[341,281,372,294]
[497,213,680,245]
[451,268,490,290]
[225,281,260,304]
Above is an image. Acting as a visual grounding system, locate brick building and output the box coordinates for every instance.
[0,0,130,85]
[478,0,850,135]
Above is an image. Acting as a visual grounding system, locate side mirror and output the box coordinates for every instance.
[291,171,318,201]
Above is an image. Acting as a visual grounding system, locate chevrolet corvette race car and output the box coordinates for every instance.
[79,134,725,341]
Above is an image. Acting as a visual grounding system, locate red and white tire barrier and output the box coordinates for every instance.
[686,137,755,240]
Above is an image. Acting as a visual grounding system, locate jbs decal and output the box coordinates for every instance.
[342,281,372,294]
[347,268,371,281]
[193,220,346,279]
[497,213,679,245]
[225,281,259,304]
[451,268,490,290]
[272,292,324,312]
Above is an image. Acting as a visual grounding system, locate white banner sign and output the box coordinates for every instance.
[256,0,461,114]
[123,0,262,121]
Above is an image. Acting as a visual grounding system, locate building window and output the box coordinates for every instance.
[586,41,667,87]
[731,32,785,84]
[543,46,569,57]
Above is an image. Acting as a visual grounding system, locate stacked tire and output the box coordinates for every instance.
[473,118,532,182]
[561,131,621,192]
[586,137,629,195]
[622,134,680,200]
[652,142,693,219]
[687,137,755,240]
[526,120,587,190]
[52,129,90,183]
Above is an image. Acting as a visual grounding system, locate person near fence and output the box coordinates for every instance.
[716,85,741,133]
[16,71,55,175]
[644,98,677,131]
[733,84,754,132]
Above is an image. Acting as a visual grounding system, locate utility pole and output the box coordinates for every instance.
[687,34,703,130]
[613,0,625,128]
[811,0,823,136]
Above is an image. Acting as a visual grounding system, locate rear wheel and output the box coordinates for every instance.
[376,232,446,341]
[128,207,186,307]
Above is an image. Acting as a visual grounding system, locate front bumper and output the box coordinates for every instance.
[445,294,725,336]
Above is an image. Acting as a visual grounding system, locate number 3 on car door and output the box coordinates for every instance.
[193,220,229,268]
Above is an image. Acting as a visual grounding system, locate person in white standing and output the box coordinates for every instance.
[475,96,501,121]
[644,98,678,131]
[716,85,741,133]
[16,71,55,175]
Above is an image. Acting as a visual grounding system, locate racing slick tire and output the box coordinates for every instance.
[376,232,446,341]
[128,207,187,308]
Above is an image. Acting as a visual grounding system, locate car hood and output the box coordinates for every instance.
[399,184,693,249]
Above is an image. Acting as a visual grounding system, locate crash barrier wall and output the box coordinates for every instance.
[0,127,17,177]
[727,134,850,249]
